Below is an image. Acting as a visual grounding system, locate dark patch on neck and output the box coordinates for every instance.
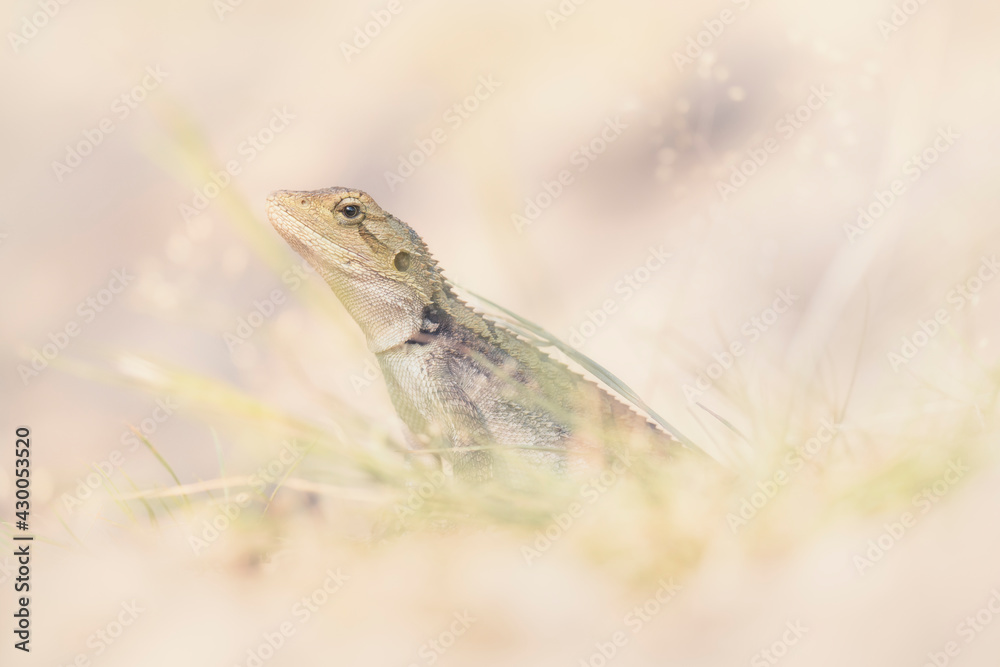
[420,304,447,333]
[405,335,431,346]
[406,304,450,345]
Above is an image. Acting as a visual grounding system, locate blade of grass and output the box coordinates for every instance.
[119,469,158,527]
[264,440,314,513]
[129,426,189,508]
[695,402,750,445]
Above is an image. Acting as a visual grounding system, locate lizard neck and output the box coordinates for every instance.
[316,263,427,354]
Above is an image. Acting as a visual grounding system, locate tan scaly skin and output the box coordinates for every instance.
[266,186,682,481]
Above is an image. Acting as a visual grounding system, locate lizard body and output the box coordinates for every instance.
[266,186,680,480]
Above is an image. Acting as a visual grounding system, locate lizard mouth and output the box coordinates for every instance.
[265,191,303,234]
[265,191,317,256]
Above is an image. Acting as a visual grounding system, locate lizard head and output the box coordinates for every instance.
[266,186,447,352]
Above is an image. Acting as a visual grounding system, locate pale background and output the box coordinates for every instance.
[2,0,1000,665]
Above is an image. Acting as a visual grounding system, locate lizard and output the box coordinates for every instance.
[265,186,690,481]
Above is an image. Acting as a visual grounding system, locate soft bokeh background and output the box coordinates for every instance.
[2,0,1000,664]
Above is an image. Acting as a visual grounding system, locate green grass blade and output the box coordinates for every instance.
[129,426,189,508]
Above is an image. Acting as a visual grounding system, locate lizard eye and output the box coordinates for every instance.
[393,251,411,271]
[335,198,365,224]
